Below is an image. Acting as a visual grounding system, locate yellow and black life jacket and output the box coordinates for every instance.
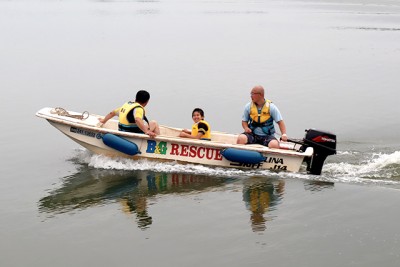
[117,101,149,132]
[191,120,211,140]
[249,99,274,135]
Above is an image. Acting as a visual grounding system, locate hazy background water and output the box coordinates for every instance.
[1,0,400,266]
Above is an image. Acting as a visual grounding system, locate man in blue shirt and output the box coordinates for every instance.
[237,85,287,148]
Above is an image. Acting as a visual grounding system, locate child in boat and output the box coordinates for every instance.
[179,108,211,140]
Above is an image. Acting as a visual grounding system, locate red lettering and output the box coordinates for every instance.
[170,144,223,161]
[189,146,197,157]
[206,148,213,160]
[214,149,223,161]
[171,143,179,155]
[197,147,205,158]
[181,145,189,156]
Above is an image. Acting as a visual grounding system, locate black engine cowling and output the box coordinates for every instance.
[301,129,337,175]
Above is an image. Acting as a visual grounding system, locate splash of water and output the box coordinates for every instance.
[72,148,400,186]
[324,150,400,184]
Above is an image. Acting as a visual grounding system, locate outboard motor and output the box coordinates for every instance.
[301,129,337,175]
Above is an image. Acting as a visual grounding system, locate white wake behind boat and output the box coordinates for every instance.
[36,107,337,175]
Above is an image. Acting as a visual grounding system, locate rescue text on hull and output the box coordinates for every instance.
[36,107,337,175]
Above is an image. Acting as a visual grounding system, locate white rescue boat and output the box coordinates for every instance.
[36,107,337,175]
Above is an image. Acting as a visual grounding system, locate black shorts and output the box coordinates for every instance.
[118,123,144,133]
[243,132,277,146]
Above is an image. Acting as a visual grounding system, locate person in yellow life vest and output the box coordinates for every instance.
[98,90,160,138]
[236,85,287,148]
[179,108,211,140]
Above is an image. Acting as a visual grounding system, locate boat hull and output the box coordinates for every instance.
[37,107,313,173]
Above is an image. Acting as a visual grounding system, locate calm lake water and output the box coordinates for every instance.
[1,0,400,266]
